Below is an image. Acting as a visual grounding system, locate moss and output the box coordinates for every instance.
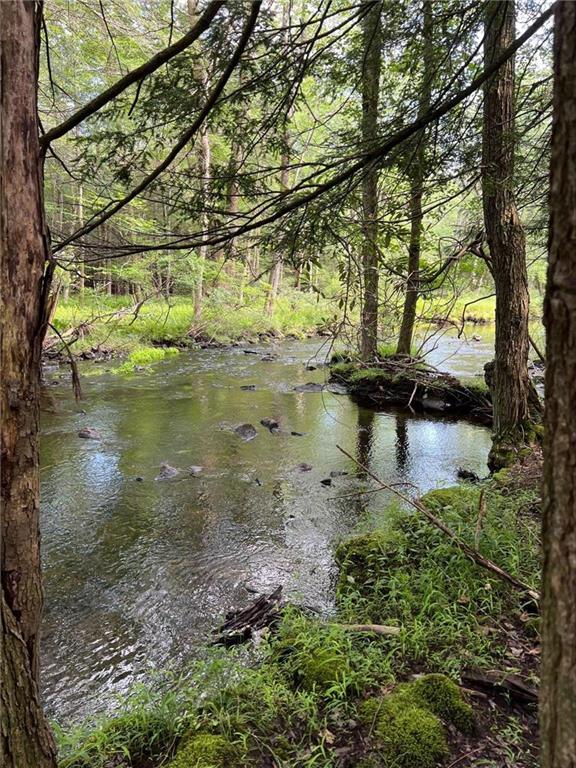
[358,696,448,768]
[463,376,490,397]
[167,733,238,768]
[117,345,179,373]
[330,361,358,379]
[271,615,353,692]
[348,367,391,385]
[335,529,401,599]
[357,676,472,767]
[410,675,474,733]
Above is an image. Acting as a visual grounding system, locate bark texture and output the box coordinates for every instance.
[541,4,576,767]
[359,0,382,362]
[0,1,56,766]
[396,1,433,356]
[482,0,532,468]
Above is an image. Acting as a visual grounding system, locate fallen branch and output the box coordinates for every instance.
[461,669,538,706]
[47,323,82,401]
[335,623,400,636]
[335,444,540,603]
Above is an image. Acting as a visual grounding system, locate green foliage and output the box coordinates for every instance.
[167,734,238,768]
[116,345,179,373]
[336,484,541,675]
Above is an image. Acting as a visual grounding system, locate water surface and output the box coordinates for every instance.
[40,338,492,722]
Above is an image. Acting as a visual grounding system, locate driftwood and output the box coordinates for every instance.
[212,586,283,646]
[336,445,540,603]
[461,669,538,707]
[335,623,400,636]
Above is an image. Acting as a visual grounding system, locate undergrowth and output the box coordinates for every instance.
[56,478,541,768]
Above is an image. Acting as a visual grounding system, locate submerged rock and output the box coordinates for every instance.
[329,470,348,478]
[260,354,278,362]
[296,463,313,472]
[320,478,332,486]
[155,463,179,481]
[189,465,203,475]
[294,382,324,393]
[78,427,101,440]
[260,417,280,431]
[240,384,256,391]
[234,423,258,441]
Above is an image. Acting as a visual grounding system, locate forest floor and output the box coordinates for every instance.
[46,289,335,365]
[56,451,542,768]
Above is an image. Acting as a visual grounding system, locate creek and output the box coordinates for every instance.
[40,334,494,722]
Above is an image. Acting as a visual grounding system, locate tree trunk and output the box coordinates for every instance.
[76,183,85,293]
[396,1,433,356]
[359,0,382,362]
[540,4,576,767]
[188,0,211,323]
[0,2,57,766]
[482,0,532,470]
[266,132,289,317]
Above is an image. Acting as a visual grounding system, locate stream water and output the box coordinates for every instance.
[40,333,495,723]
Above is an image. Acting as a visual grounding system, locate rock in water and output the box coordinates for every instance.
[234,423,258,441]
[78,427,101,440]
[189,465,203,475]
[240,384,256,391]
[320,478,332,486]
[457,467,480,483]
[260,417,280,431]
[330,470,348,478]
[294,382,324,393]
[155,463,179,481]
[296,463,313,472]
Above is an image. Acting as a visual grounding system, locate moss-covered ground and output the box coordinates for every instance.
[56,466,542,768]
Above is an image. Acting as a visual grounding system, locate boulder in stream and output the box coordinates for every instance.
[155,463,179,481]
[78,427,101,440]
[234,423,258,441]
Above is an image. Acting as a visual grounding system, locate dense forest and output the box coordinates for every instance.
[1,1,574,767]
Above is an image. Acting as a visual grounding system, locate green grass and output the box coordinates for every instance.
[56,477,541,768]
[116,345,180,374]
[51,286,333,361]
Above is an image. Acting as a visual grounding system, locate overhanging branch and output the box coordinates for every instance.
[39,1,224,149]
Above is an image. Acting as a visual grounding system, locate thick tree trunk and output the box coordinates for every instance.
[359,0,382,362]
[482,0,532,470]
[0,2,57,766]
[540,4,576,767]
[396,1,433,356]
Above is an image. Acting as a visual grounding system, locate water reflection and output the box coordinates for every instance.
[40,340,492,723]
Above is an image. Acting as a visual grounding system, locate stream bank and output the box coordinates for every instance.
[57,456,542,768]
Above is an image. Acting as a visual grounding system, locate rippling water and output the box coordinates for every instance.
[40,336,493,722]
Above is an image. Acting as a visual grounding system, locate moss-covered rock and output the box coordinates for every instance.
[410,674,474,733]
[356,676,473,767]
[166,733,238,768]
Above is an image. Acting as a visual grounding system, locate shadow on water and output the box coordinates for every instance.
[40,338,492,722]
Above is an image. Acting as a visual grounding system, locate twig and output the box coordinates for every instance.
[334,623,400,636]
[475,488,486,549]
[47,323,82,401]
[335,444,540,602]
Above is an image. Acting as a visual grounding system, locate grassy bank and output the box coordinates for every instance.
[57,464,541,768]
[49,286,335,359]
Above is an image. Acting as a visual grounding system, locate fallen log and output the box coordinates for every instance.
[461,669,538,707]
[212,586,283,646]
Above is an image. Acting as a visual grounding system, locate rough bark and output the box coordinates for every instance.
[359,0,382,362]
[396,1,433,356]
[0,2,57,765]
[540,4,576,767]
[482,0,532,469]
